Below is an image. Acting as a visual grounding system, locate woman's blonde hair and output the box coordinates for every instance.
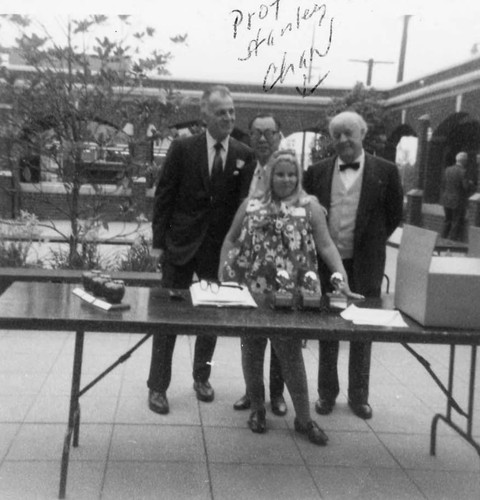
[255,149,312,206]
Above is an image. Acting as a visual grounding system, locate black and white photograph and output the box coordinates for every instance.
[0,1,480,498]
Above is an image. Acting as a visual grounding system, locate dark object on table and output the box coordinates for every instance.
[82,270,101,293]
[169,289,185,301]
[91,274,110,296]
[103,280,126,304]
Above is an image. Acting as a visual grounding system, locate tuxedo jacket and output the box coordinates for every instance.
[152,132,255,266]
[304,153,404,297]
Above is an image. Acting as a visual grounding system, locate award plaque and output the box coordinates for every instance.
[272,270,294,309]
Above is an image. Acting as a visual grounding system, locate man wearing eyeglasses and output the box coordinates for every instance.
[147,85,256,415]
[232,113,288,417]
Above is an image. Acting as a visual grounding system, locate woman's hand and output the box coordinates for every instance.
[334,280,365,300]
[330,272,364,300]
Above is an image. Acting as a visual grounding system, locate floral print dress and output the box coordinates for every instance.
[223,199,320,294]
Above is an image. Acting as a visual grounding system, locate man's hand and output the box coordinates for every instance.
[150,248,164,272]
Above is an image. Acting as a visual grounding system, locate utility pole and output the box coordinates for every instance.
[349,58,394,86]
[397,15,412,83]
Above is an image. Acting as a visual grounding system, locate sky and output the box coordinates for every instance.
[1,0,480,89]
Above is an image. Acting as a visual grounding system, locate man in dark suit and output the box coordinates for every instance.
[147,85,255,414]
[304,110,403,419]
[441,151,473,241]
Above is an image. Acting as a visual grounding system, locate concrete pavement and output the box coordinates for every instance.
[0,242,479,499]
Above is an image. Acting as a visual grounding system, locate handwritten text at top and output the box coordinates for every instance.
[230,0,334,96]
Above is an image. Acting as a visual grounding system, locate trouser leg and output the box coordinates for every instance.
[269,342,284,400]
[271,337,310,424]
[317,340,340,402]
[192,334,217,382]
[192,236,222,383]
[149,258,193,392]
[449,207,466,241]
[348,341,372,404]
[147,333,177,393]
[442,207,453,239]
[242,336,268,410]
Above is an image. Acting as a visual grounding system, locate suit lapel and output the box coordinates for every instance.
[197,134,210,192]
[224,138,237,178]
[324,157,336,207]
[355,154,377,241]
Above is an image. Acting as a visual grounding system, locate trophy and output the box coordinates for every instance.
[300,271,321,309]
[327,272,348,310]
[272,270,294,309]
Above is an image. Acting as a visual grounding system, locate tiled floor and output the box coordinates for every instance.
[1,249,480,499]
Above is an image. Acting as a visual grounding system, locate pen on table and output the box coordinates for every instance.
[219,283,244,290]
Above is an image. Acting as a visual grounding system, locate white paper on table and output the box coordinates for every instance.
[73,287,113,310]
[340,304,408,327]
[189,282,257,308]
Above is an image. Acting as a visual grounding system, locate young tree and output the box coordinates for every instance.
[0,15,185,268]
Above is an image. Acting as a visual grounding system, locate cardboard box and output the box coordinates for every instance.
[468,226,480,257]
[394,224,480,328]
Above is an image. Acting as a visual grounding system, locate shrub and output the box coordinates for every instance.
[119,235,156,272]
[0,211,42,267]
[47,242,104,270]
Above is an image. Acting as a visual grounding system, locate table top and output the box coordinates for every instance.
[0,282,479,345]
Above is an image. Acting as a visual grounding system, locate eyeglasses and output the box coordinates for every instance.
[250,129,278,141]
[199,280,243,294]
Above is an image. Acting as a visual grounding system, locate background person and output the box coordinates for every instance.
[220,150,362,445]
[147,85,255,415]
[304,110,403,420]
[441,151,474,241]
[233,113,287,417]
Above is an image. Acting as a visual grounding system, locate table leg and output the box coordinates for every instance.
[431,345,456,456]
[73,404,81,447]
[59,330,84,499]
[430,345,480,459]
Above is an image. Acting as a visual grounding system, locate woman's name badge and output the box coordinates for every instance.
[291,207,306,217]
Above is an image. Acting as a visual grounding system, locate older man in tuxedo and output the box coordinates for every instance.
[304,111,403,419]
[147,85,255,414]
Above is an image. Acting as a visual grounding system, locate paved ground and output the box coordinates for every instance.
[0,241,480,499]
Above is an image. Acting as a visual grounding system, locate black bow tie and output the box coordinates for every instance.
[339,162,360,172]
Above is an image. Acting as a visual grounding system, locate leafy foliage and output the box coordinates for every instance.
[0,211,42,267]
[0,15,185,268]
[47,242,103,270]
[118,235,156,272]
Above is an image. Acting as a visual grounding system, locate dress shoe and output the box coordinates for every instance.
[271,395,287,416]
[233,394,251,410]
[294,418,328,446]
[315,398,335,415]
[248,408,267,433]
[348,401,373,419]
[193,381,214,402]
[148,390,169,415]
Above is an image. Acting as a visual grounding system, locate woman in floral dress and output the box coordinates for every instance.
[219,150,362,445]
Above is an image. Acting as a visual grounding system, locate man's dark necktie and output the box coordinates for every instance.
[339,162,360,172]
[211,142,224,194]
